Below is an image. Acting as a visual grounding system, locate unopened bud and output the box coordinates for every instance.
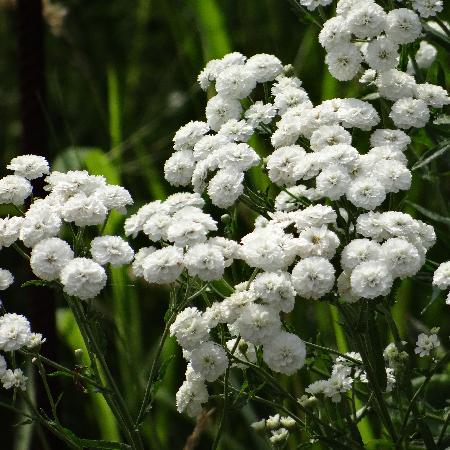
[220,214,231,224]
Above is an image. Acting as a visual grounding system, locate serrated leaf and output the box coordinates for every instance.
[412,140,450,170]
[406,201,450,225]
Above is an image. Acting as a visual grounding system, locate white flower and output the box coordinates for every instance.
[433,262,450,290]
[341,239,382,272]
[291,257,335,299]
[293,204,337,231]
[90,236,134,267]
[376,69,417,101]
[124,201,164,238]
[62,193,108,227]
[7,155,49,180]
[319,16,351,51]
[325,44,362,81]
[246,54,283,82]
[316,166,351,200]
[214,143,260,172]
[266,145,306,187]
[338,98,380,131]
[234,303,281,346]
[170,307,209,350]
[190,341,228,382]
[184,243,225,281]
[207,169,244,209]
[0,175,32,206]
[389,98,430,129]
[142,246,184,284]
[131,247,156,277]
[60,258,107,300]
[298,0,332,11]
[409,41,437,71]
[215,65,257,99]
[244,101,277,128]
[30,238,74,281]
[346,177,386,210]
[0,269,13,290]
[164,150,196,187]
[240,226,294,272]
[2,368,28,391]
[416,83,450,108]
[310,125,352,152]
[381,238,421,278]
[193,134,229,161]
[206,95,243,132]
[176,377,208,417]
[95,185,133,214]
[365,37,398,72]
[359,69,377,85]
[167,207,217,247]
[173,121,209,152]
[208,237,239,267]
[411,0,443,18]
[251,272,296,313]
[20,202,62,248]
[218,119,254,142]
[263,331,306,375]
[414,333,440,357]
[142,212,171,242]
[373,160,411,194]
[0,216,23,249]
[370,129,411,151]
[271,75,302,95]
[274,87,310,115]
[26,333,46,348]
[0,314,31,352]
[385,8,422,44]
[347,2,386,39]
[297,226,340,259]
[350,261,393,299]
[323,371,353,402]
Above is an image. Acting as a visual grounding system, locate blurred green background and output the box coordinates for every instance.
[0,1,449,449]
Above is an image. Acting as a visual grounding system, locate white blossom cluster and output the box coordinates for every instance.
[314,0,450,130]
[141,35,450,417]
[0,154,135,300]
[305,348,396,403]
[415,331,440,357]
[0,312,44,391]
[125,192,239,284]
[251,413,296,446]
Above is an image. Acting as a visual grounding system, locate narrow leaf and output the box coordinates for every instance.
[406,201,450,225]
[412,140,450,170]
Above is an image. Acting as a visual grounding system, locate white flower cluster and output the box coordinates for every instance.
[316,1,449,129]
[306,349,396,403]
[251,413,296,446]
[125,192,239,284]
[0,313,44,391]
[338,211,435,301]
[0,154,135,300]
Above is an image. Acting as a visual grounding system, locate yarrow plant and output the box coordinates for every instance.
[0,1,449,449]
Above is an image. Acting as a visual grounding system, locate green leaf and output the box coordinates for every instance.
[411,140,450,171]
[406,201,450,225]
[55,425,131,449]
[21,280,50,288]
[84,149,120,185]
